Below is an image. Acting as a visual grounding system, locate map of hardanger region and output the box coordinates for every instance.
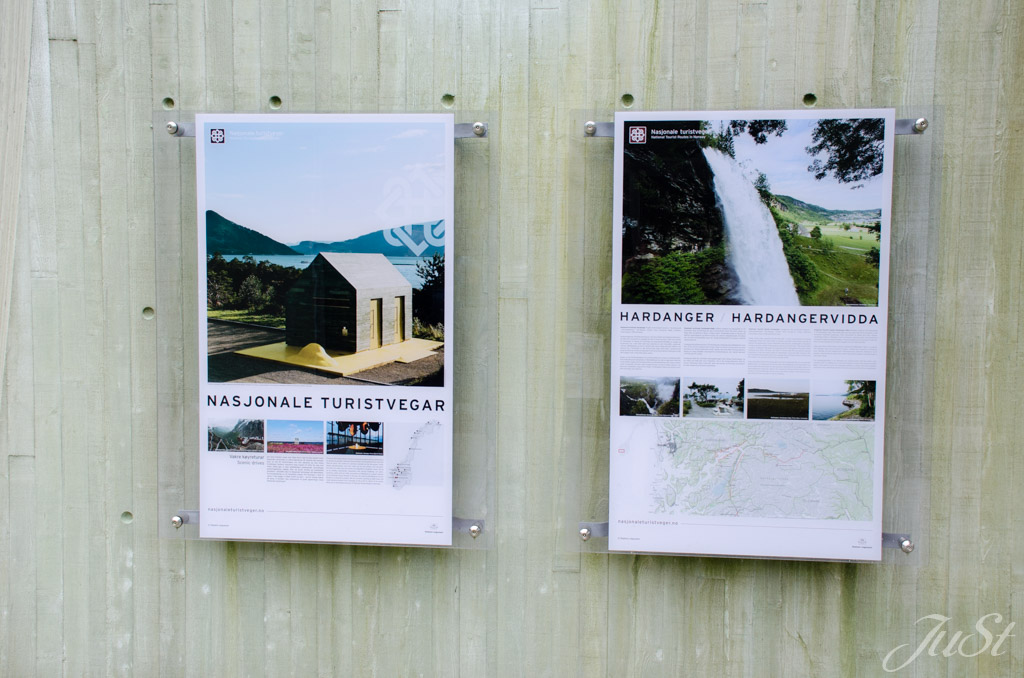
[622,420,874,521]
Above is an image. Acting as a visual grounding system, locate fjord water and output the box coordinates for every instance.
[702,148,800,305]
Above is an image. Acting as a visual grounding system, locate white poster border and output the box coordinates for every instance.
[196,113,455,547]
[609,109,894,561]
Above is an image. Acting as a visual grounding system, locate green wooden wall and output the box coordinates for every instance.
[2,0,1022,675]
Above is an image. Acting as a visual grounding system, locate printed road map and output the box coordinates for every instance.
[618,420,873,521]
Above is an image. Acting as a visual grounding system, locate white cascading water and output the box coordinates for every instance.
[702,147,801,306]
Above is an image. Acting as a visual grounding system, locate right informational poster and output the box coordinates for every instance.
[609,110,894,560]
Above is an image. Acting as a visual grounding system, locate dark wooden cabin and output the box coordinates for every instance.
[285,253,412,353]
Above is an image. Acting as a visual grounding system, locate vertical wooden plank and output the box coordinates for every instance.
[935,4,1001,677]
[791,0,826,106]
[75,38,112,678]
[313,0,342,111]
[780,564,842,677]
[524,6,560,673]
[456,0,489,109]
[261,0,289,110]
[452,4,499,676]
[852,0,877,104]
[233,0,262,110]
[988,7,1024,678]
[28,11,79,671]
[975,3,1020,678]
[0,0,33,389]
[49,35,95,678]
[184,543,216,677]
[238,543,267,678]
[46,0,76,40]
[178,0,205,110]
[736,0,767,108]
[0,138,37,678]
[207,542,232,677]
[575,3,615,674]
[263,543,292,676]
[350,548,382,678]
[5,3,49,677]
[431,0,458,110]
[288,0,316,111]
[92,0,144,674]
[289,546,320,675]
[763,0,798,108]
[705,0,741,108]
[404,0,432,109]
[349,0,378,111]
[207,0,235,111]
[377,548,433,676]
[431,549,459,675]
[377,4,406,112]
[821,1,859,106]
[0,421,7,676]
[219,543,242,677]
[8,456,36,676]
[30,273,62,676]
[492,0,530,672]
[315,545,340,676]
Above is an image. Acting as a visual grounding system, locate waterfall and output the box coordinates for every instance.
[702,148,801,306]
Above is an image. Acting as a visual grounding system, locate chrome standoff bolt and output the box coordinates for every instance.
[584,121,597,136]
[166,121,179,135]
[472,122,486,137]
[171,515,184,529]
[900,538,915,554]
[579,527,592,541]
[913,118,929,133]
[469,524,482,538]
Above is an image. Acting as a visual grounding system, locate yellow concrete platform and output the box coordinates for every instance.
[235,339,442,376]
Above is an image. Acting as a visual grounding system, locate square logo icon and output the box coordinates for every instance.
[210,128,225,144]
[628,126,646,144]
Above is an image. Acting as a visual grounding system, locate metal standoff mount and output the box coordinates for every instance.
[894,117,929,135]
[452,517,485,537]
[454,122,489,138]
[579,527,592,541]
[165,121,196,137]
[170,510,198,529]
[900,538,915,554]
[582,121,614,137]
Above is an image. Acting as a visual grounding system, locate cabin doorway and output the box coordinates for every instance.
[394,296,405,342]
[370,298,383,349]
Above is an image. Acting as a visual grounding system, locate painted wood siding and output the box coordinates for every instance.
[1,0,1022,676]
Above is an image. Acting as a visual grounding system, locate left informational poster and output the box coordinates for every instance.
[196,114,454,546]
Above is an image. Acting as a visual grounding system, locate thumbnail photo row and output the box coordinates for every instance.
[207,419,384,455]
[618,377,875,422]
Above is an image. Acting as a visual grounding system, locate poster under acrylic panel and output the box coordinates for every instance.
[609,110,893,560]
[197,114,454,546]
